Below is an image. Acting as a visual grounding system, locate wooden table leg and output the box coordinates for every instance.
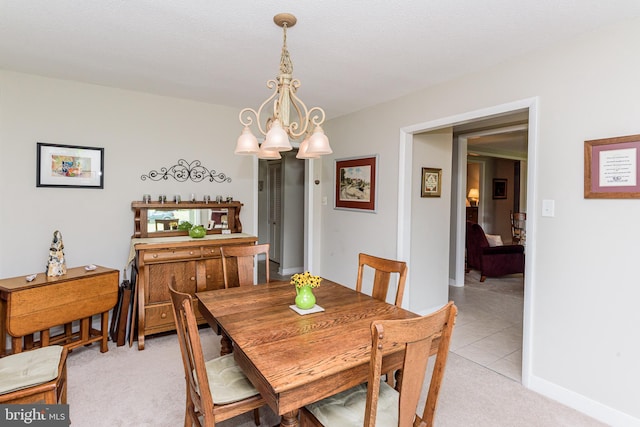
[100,311,109,352]
[280,410,299,427]
[220,332,233,356]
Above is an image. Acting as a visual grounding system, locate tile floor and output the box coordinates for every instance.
[448,273,524,381]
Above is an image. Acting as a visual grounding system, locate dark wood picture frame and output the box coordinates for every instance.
[584,134,640,199]
[493,178,507,199]
[37,142,104,188]
[421,167,442,197]
[335,155,378,212]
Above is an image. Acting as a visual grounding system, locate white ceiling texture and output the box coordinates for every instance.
[2,1,640,121]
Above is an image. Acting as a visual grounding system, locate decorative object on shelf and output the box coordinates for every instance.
[335,155,378,212]
[584,133,640,199]
[235,13,332,160]
[493,178,508,199]
[177,221,193,231]
[141,159,232,183]
[291,271,322,310]
[36,142,104,188]
[421,167,442,198]
[188,225,206,238]
[46,230,67,277]
[467,188,479,206]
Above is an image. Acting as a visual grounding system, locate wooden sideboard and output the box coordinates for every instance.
[131,233,257,350]
[0,265,119,355]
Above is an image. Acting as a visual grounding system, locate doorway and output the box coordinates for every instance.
[398,97,537,386]
[258,152,306,276]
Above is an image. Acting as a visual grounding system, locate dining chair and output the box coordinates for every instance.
[299,301,457,427]
[220,243,270,288]
[356,253,408,307]
[168,283,264,427]
[0,345,68,405]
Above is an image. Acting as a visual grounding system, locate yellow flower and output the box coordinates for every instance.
[291,271,322,288]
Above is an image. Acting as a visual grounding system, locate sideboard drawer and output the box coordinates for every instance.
[145,303,175,331]
[142,247,201,263]
[201,246,222,258]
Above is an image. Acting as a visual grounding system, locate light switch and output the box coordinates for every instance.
[542,199,555,217]
[321,196,328,206]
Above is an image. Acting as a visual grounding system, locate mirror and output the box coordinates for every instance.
[131,201,243,238]
[147,208,229,232]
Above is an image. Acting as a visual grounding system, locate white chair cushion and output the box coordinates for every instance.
[305,380,399,427]
[485,234,504,247]
[204,353,260,404]
[0,345,63,394]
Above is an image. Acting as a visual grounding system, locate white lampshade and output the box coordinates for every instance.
[257,144,281,159]
[305,125,332,155]
[261,119,292,152]
[467,188,479,199]
[296,136,320,159]
[235,126,260,155]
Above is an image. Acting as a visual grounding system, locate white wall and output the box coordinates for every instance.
[0,71,255,279]
[318,17,640,426]
[409,129,453,312]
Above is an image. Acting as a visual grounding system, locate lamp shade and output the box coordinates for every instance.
[467,188,479,199]
[305,125,332,155]
[296,136,320,159]
[261,119,292,152]
[235,126,260,155]
[257,145,281,159]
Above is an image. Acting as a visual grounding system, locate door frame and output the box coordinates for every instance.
[397,97,538,387]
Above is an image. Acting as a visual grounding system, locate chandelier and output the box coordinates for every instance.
[235,13,332,160]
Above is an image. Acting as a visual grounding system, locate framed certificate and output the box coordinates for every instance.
[584,134,640,199]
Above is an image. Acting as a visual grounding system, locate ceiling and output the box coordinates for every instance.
[2,1,640,120]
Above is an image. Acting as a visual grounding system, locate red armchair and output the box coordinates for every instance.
[466,221,525,282]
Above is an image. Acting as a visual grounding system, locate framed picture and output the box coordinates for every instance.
[421,167,442,197]
[335,155,378,212]
[493,178,507,199]
[584,134,640,199]
[37,142,104,188]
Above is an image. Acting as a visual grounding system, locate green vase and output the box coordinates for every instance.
[295,285,316,310]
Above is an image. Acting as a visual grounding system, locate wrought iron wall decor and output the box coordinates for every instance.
[141,159,232,183]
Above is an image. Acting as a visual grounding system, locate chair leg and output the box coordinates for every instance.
[480,275,487,282]
[252,408,260,426]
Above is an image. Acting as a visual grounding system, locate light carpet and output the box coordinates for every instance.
[66,328,605,426]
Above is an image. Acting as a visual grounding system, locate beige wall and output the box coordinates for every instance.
[319,17,640,426]
[0,71,256,278]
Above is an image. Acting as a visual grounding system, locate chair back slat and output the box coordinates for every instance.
[221,243,270,287]
[356,253,407,307]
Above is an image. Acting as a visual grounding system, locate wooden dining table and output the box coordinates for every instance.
[196,279,418,427]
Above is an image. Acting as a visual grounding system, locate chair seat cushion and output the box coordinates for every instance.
[0,345,63,395]
[305,380,399,427]
[204,353,260,405]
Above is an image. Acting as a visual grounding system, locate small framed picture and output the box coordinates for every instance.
[493,178,507,199]
[37,143,104,188]
[421,167,442,197]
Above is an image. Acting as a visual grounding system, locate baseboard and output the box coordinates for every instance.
[280,266,303,275]
[529,374,640,426]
